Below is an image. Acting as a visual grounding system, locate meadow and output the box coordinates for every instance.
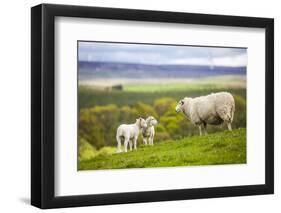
[78,75,247,170]
[79,128,246,170]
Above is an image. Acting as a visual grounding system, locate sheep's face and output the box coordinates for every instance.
[175,99,185,113]
[137,117,148,128]
[146,116,158,127]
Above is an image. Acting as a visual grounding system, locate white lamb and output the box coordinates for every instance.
[142,116,158,146]
[175,92,235,135]
[116,117,147,153]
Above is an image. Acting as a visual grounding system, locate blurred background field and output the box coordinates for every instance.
[79,76,246,107]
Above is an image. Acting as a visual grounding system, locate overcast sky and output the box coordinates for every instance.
[78,41,247,67]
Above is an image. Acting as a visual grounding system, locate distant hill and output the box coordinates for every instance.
[79,61,246,80]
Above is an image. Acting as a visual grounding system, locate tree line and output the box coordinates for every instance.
[79,96,246,150]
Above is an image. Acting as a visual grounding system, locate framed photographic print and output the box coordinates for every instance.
[31,4,274,209]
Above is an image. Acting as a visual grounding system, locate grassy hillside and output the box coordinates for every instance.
[79,128,246,170]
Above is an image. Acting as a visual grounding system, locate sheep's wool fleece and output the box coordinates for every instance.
[185,92,235,125]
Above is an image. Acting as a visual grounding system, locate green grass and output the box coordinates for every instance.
[79,128,246,170]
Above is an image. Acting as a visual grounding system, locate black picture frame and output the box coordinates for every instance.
[31,3,274,209]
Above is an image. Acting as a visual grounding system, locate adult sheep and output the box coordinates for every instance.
[175,92,235,135]
[116,117,147,153]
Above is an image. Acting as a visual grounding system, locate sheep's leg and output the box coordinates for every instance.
[203,123,208,135]
[116,137,122,153]
[129,140,133,151]
[227,123,232,131]
[198,125,202,136]
[217,110,233,131]
[124,139,129,152]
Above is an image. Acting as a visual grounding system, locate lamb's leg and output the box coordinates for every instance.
[129,140,133,151]
[124,139,129,152]
[149,136,154,146]
[143,137,148,145]
[133,137,138,150]
[116,136,122,153]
